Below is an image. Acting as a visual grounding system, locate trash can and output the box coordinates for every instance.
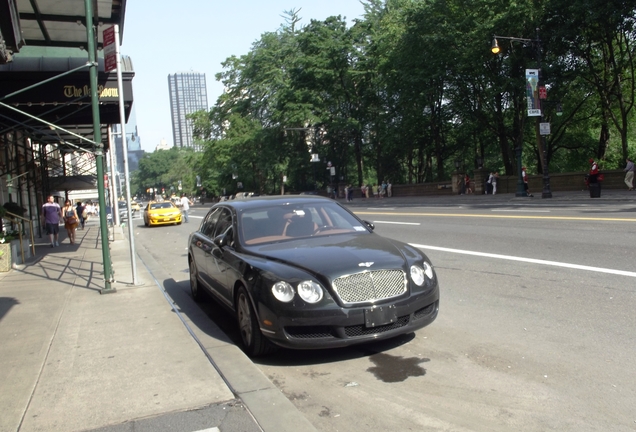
[589,182,601,198]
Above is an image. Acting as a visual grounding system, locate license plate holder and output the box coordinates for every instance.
[364,305,397,328]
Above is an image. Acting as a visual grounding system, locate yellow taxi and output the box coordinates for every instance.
[131,201,141,212]
[143,201,182,227]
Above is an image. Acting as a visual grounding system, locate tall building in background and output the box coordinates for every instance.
[168,72,208,151]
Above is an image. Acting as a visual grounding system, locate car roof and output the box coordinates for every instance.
[214,195,334,211]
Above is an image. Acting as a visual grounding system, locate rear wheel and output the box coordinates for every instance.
[189,259,205,302]
[236,286,277,357]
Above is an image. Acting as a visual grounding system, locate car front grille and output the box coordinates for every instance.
[285,326,334,339]
[332,270,407,304]
[413,302,436,320]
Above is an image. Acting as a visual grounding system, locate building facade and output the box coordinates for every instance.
[168,72,208,151]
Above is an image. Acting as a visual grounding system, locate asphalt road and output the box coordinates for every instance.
[131,200,636,432]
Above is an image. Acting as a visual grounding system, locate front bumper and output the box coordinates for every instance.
[257,286,439,349]
[148,214,182,225]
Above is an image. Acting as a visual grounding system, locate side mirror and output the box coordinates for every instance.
[363,220,375,231]
[213,233,227,248]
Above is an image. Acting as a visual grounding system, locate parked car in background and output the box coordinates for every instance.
[188,195,439,356]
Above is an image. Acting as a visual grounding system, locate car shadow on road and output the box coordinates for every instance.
[160,276,422,367]
[255,332,417,367]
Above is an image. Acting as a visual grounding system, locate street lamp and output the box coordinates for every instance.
[285,126,319,192]
[491,28,552,198]
[310,153,320,190]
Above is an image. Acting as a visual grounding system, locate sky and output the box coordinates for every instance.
[120,1,368,153]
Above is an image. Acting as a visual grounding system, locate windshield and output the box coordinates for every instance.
[239,201,369,245]
[150,202,175,210]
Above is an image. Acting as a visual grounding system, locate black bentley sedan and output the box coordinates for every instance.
[188,195,439,356]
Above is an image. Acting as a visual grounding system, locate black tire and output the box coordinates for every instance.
[236,286,277,357]
[189,259,205,302]
[144,218,149,227]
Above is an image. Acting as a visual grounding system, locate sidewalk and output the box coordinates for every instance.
[342,188,636,207]
[0,220,315,432]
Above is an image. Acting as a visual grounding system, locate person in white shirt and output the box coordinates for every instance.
[180,194,193,223]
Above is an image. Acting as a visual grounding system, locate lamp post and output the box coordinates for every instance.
[285,126,319,192]
[311,153,320,190]
[492,28,552,198]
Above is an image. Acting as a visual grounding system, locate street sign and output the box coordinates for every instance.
[103,26,117,72]
[540,122,551,135]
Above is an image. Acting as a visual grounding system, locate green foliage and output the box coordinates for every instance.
[0,229,19,243]
[184,0,636,192]
[135,147,202,197]
[2,201,26,216]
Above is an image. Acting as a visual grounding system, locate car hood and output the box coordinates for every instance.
[148,208,179,213]
[245,233,417,276]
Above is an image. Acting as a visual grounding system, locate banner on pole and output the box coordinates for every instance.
[103,26,117,72]
[526,69,541,116]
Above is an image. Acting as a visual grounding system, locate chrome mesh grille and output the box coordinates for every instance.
[332,270,407,304]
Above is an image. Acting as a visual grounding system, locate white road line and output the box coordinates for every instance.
[367,207,396,210]
[491,209,550,213]
[373,220,421,226]
[411,243,636,278]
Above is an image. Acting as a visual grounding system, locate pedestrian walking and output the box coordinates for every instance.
[457,174,465,195]
[41,195,62,248]
[464,174,473,194]
[522,167,533,197]
[180,193,193,223]
[588,158,599,184]
[62,199,79,244]
[623,158,635,190]
[486,172,494,194]
[76,201,86,229]
[492,172,498,195]
[387,180,392,197]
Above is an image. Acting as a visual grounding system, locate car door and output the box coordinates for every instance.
[209,207,235,307]
[191,207,221,292]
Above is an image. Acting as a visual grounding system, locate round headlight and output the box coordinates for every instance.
[423,261,434,279]
[297,280,323,303]
[410,265,425,286]
[272,281,295,302]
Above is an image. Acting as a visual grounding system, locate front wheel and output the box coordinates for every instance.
[236,287,277,357]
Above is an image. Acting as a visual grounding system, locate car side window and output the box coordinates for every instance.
[213,208,233,239]
[200,208,221,238]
